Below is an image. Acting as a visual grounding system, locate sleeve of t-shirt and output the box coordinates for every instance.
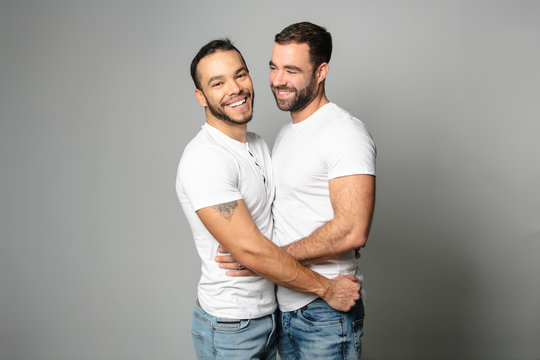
[179,146,242,211]
[325,118,377,180]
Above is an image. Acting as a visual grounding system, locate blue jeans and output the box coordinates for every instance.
[191,304,278,360]
[278,298,365,360]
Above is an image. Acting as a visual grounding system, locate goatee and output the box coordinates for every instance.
[271,77,316,112]
[206,91,254,125]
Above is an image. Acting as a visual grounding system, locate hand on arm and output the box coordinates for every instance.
[215,244,257,276]
[284,174,375,265]
[198,199,360,311]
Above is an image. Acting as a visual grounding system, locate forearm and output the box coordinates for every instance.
[228,234,362,312]
[197,201,331,298]
[232,233,331,297]
[284,175,375,264]
[284,217,361,265]
[202,200,361,311]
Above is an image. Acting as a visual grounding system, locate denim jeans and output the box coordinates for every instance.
[278,298,365,360]
[191,304,278,360]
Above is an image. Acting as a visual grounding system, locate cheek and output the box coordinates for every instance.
[207,92,223,106]
[286,78,301,90]
[245,79,254,92]
[297,77,312,91]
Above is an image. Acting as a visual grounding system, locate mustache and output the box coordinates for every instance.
[271,85,296,92]
[221,89,252,106]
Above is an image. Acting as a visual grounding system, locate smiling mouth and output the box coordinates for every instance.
[227,98,247,108]
[274,87,295,97]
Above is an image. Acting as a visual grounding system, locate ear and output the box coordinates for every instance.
[315,63,329,84]
[195,89,207,107]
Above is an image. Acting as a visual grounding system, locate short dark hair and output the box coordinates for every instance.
[274,22,332,70]
[190,38,248,90]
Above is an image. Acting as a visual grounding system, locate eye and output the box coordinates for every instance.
[211,82,223,88]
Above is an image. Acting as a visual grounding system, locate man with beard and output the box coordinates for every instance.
[269,22,377,359]
[176,39,362,359]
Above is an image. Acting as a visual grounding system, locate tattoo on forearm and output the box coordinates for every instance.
[212,201,238,221]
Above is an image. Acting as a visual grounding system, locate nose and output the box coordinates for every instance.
[227,78,242,95]
[271,70,286,87]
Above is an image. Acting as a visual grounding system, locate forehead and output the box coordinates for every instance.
[271,42,311,67]
[197,50,246,82]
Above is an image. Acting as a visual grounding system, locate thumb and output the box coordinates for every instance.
[341,274,359,282]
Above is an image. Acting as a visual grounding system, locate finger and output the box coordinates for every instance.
[225,269,257,277]
[218,263,242,270]
[214,255,237,263]
[346,281,361,293]
[217,245,230,254]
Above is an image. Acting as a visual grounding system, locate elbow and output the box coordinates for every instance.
[355,234,368,248]
[228,247,258,269]
[344,228,369,250]
[227,235,270,270]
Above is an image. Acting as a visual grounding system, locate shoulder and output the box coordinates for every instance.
[179,133,236,174]
[318,104,373,142]
[319,104,376,176]
[326,104,369,130]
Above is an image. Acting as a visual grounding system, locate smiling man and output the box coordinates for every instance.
[176,39,362,360]
[270,23,377,359]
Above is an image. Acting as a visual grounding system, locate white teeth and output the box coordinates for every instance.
[228,99,246,107]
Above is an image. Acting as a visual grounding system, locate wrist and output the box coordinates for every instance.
[281,244,291,255]
[317,276,332,299]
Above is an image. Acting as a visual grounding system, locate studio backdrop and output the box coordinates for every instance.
[1,1,539,359]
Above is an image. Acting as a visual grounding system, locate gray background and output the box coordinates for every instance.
[1,1,539,359]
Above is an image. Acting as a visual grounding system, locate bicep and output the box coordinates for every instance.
[328,174,375,230]
[196,199,262,254]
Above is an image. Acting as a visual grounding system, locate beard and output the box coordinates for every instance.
[271,75,317,112]
[205,91,254,126]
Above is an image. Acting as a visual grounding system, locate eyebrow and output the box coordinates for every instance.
[269,61,302,72]
[207,67,247,86]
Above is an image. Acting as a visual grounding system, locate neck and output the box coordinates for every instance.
[290,89,329,124]
[206,115,248,143]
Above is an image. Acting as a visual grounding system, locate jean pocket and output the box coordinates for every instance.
[298,307,343,326]
[214,318,251,333]
[193,309,212,326]
[191,330,204,359]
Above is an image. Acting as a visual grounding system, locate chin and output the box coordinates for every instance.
[277,102,291,111]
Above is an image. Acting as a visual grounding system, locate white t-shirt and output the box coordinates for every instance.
[272,102,376,311]
[176,123,276,319]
